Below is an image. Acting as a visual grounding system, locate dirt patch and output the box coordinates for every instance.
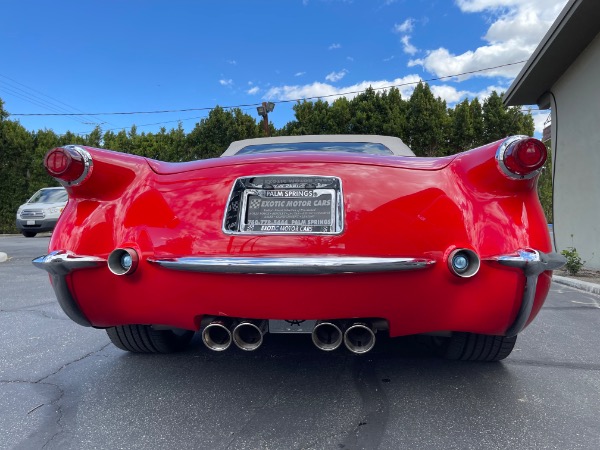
[555,268,600,285]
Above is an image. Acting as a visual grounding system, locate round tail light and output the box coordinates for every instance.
[44,146,90,184]
[498,137,547,179]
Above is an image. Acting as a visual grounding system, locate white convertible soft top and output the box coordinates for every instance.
[221,134,415,157]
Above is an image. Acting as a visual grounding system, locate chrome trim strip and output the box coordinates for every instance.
[33,251,106,327]
[148,256,435,274]
[495,135,542,180]
[486,249,566,337]
[61,145,93,187]
[33,250,105,275]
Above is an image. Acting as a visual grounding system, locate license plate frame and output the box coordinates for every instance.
[223,175,344,235]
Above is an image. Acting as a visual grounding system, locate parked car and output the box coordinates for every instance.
[16,186,68,237]
[33,135,564,360]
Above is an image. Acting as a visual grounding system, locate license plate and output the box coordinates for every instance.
[268,320,316,334]
[27,220,36,225]
[223,175,343,235]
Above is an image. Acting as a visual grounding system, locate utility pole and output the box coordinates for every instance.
[256,101,275,137]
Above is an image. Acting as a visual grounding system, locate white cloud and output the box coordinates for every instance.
[247,86,260,95]
[347,56,354,62]
[295,71,306,77]
[264,74,422,103]
[412,0,568,80]
[325,69,348,82]
[393,18,414,34]
[429,83,508,105]
[456,0,522,13]
[328,43,341,50]
[227,59,237,65]
[401,35,418,55]
[219,79,233,86]
[383,55,395,62]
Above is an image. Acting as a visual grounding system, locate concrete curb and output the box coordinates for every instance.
[0,252,7,263]
[553,275,600,296]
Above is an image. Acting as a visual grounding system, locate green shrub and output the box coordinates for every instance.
[560,247,584,275]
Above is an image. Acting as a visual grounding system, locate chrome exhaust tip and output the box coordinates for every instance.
[202,320,233,351]
[344,322,376,354]
[107,248,139,276]
[232,320,266,351]
[447,248,480,278]
[312,321,343,351]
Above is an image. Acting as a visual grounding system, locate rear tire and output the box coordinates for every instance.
[436,332,517,361]
[106,325,194,353]
[22,231,37,238]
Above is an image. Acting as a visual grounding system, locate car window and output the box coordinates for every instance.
[29,189,67,203]
[235,142,394,156]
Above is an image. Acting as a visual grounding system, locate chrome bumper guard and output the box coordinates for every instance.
[487,249,566,337]
[33,251,105,327]
[33,248,565,336]
[146,256,436,275]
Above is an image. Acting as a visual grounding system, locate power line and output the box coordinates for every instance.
[11,60,531,118]
[74,114,209,135]
[0,73,109,126]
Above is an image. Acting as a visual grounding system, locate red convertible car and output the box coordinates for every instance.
[34,134,564,360]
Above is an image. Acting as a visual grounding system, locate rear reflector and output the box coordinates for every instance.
[44,146,89,184]
[498,137,547,179]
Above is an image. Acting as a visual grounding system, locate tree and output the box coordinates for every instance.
[449,99,476,152]
[186,106,259,160]
[0,100,37,233]
[406,82,448,156]
[469,98,485,146]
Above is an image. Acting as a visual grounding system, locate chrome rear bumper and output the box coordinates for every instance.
[33,248,565,335]
[146,256,436,274]
[33,251,104,327]
[487,249,566,336]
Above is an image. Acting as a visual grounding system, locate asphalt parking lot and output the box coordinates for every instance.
[1,235,599,450]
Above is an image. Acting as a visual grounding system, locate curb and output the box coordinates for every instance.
[553,275,600,296]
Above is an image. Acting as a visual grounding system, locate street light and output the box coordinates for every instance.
[257,101,275,136]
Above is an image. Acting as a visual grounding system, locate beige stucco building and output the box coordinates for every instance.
[504,0,600,269]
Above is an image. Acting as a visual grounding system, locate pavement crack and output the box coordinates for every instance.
[37,342,112,384]
[16,343,112,449]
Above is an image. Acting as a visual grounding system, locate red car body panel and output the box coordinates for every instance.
[44,139,554,338]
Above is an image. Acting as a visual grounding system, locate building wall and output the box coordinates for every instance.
[552,31,600,269]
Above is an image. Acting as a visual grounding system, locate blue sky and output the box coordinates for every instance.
[0,0,567,138]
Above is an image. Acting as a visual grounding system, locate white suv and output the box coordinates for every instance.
[16,187,68,237]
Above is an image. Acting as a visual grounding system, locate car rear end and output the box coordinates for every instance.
[34,138,564,358]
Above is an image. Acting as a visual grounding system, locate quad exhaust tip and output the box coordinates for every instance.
[344,322,376,354]
[312,321,343,351]
[203,318,379,354]
[202,320,233,352]
[232,321,267,351]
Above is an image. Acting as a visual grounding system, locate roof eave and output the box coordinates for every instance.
[504,0,600,107]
